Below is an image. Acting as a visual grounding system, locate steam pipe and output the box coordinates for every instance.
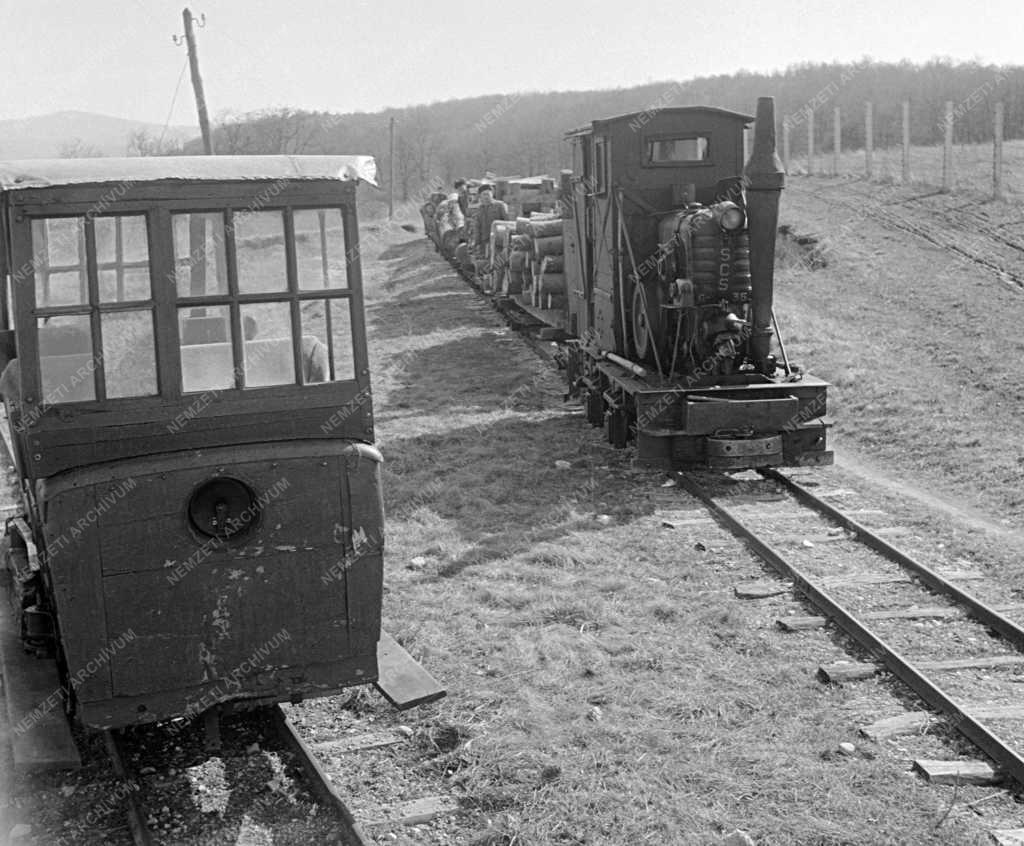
[744,97,785,373]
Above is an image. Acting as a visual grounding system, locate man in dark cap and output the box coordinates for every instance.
[473,183,509,263]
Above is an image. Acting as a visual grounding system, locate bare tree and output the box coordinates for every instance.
[126,129,184,157]
[59,138,104,158]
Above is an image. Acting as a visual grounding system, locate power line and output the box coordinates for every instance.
[158,56,190,148]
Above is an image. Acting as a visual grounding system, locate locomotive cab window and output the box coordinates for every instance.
[645,135,712,164]
[31,214,158,402]
[173,206,355,393]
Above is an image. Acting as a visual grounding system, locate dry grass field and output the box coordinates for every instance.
[794,138,1024,203]
[348,182,1024,844]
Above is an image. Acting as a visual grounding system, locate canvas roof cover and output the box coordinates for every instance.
[0,155,379,191]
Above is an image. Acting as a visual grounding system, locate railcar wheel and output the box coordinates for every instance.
[631,281,664,364]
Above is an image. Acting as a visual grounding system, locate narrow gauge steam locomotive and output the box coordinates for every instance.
[431,98,832,471]
[0,156,440,767]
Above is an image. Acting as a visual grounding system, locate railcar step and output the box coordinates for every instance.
[0,584,81,771]
[374,631,446,711]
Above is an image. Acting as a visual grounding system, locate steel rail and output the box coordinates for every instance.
[270,704,373,846]
[761,468,1024,651]
[676,473,1024,788]
[102,729,153,846]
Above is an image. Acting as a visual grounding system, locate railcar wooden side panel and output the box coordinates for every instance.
[37,440,383,726]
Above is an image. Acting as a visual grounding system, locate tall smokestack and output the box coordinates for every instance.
[744,97,785,373]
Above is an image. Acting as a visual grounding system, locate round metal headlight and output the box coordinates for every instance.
[719,204,745,231]
[188,477,259,540]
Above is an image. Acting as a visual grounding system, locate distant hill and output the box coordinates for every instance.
[0,111,198,159]
[183,59,1023,203]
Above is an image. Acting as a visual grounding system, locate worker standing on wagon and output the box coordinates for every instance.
[435,190,465,258]
[473,183,508,262]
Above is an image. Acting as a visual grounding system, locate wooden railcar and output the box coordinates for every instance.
[0,156,440,766]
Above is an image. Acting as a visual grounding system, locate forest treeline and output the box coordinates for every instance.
[174,59,1020,200]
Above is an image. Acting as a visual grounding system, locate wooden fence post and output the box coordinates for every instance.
[942,101,953,192]
[994,102,1005,201]
[865,101,873,180]
[782,120,790,174]
[902,100,911,183]
[833,106,841,176]
[807,111,815,175]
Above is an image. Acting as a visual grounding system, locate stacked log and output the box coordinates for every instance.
[486,220,517,294]
[478,205,566,304]
[524,216,565,309]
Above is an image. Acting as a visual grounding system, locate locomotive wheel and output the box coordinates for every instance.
[631,281,663,364]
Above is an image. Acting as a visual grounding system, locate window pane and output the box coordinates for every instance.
[102,310,157,398]
[295,209,346,289]
[648,136,710,163]
[241,302,294,387]
[37,315,96,403]
[233,211,287,293]
[96,216,152,302]
[329,299,356,381]
[173,213,228,297]
[179,306,235,392]
[299,300,332,383]
[32,218,87,307]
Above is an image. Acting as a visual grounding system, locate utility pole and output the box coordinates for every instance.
[182,7,214,154]
[388,117,396,219]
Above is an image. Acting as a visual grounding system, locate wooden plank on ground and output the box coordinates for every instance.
[777,604,1024,632]
[860,711,934,740]
[313,730,407,756]
[913,759,1003,786]
[968,704,1024,721]
[362,795,461,827]
[820,654,1024,683]
[0,587,81,771]
[823,569,983,587]
[990,829,1024,846]
[734,581,792,599]
[375,631,446,711]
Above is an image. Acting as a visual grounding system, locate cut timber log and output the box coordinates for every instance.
[913,759,1003,786]
[527,218,563,238]
[533,235,564,257]
[535,272,566,296]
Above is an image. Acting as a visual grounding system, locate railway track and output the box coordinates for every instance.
[94,700,468,845]
[441,239,1024,798]
[677,468,1024,790]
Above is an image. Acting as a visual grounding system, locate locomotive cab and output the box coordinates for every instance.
[0,156,437,742]
[561,99,832,470]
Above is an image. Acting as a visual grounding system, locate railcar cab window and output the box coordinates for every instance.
[172,207,355,394]
[645,135,712,164]
[31,214,158,402]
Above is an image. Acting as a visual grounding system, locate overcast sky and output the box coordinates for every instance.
[2,0,1019,125]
